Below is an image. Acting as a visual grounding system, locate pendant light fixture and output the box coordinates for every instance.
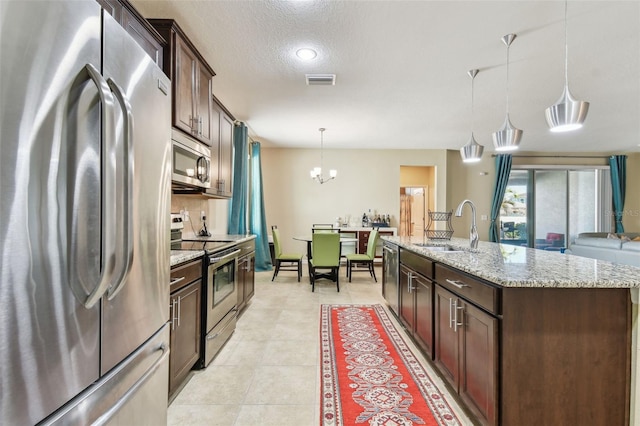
[545,0,589,132]
[460,69,484,163]
[310,128,337,184]
[493,33,523,151]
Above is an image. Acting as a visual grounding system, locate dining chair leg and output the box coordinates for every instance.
[297,260,302,282]
[310,267,315,292]
[371,262,377,282]
[336,267,340,292]
[271,260,280,281]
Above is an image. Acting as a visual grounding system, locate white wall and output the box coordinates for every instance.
[260,147,449,254]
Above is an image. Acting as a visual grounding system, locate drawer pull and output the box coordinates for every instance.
[170,276,186,286]
[446,278,469,289]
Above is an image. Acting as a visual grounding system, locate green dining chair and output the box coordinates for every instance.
[310,232,341,292]
[346,229,379,282]
[312,224,338,233]
[271,226,303,281]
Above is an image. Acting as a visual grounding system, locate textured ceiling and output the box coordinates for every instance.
[131,0,640,153]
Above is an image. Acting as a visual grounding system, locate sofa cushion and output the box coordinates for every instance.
[622,241,640,252]
[573,237,622,249]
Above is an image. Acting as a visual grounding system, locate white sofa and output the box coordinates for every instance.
[566,232,640,267]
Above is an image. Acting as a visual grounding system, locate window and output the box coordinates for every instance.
[500,167,611,249]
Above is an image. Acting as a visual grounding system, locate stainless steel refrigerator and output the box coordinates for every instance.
[0,1,171,424]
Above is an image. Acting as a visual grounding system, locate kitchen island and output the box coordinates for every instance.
[382,235,640,426]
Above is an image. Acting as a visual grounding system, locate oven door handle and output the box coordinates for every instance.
[209,249,241,264]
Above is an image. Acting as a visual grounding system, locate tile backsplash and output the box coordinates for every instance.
[171,195,230,237]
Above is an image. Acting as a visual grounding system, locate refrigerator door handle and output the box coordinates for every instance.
[92,343,169,426]
[80,63,119,309]
[105,78,134,300]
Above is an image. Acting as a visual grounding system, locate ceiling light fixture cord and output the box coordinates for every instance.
[320,127,325,173]
[471,71,475,132]
[506,36,510,114]
[563,0,569,88]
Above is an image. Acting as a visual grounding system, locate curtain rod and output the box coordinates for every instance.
[491,154,613,159]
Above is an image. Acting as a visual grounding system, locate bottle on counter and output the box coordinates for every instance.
[362,213,367,227]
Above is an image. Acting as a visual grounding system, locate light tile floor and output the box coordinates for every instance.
[168,266,474,426]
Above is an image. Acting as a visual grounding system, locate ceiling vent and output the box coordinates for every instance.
[305,74,336,86]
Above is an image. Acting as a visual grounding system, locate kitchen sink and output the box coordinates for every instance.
[414,244,463,252]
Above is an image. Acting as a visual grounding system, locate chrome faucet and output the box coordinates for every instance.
[455,199,478,249]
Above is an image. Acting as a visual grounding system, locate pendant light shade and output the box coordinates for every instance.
[460,69,484,163]
[545,0,589,132]
[310,128,337,184]
[460,134,484,163]
[545,86,589,132]
[493,33,522,151]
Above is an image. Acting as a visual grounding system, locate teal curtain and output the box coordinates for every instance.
[227,123,248,234]
[489,154,512,242]
[609,155,627,233]
[249,142,272,271]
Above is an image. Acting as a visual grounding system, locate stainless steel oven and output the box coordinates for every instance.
[172,130,211,190]
[201,246,240,367]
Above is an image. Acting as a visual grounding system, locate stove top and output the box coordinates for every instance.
[174,240,233,254]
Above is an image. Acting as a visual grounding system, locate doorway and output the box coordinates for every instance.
[400,187,427,237]
[399,165,435,237]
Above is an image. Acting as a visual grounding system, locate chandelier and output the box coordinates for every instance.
[310,128,337,184]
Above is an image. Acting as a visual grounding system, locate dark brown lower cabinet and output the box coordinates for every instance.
[169,260,202,399]
[394,250,632,426]
[399,265,434,357]
[434,285,498,425]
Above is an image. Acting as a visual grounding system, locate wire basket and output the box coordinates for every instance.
[425,229,454,240]
[426,210,454,240]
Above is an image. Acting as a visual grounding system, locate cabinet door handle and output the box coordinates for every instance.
[446,278,470,289]
[449,298,454,329]
[198,115,203,135]
[177,296,181,327]
[171,299,178,330]
[407,272,416,293]
[189,115,195,133]
[454,303,464,332]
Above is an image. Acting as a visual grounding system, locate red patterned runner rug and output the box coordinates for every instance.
[320,304,461,426]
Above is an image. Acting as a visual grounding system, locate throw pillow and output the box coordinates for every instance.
[633,236,640,242]
[621,235,631,242]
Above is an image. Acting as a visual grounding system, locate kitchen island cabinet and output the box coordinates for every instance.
[434,281,498,425]
[382,235,636,426]
[399,249,434,357]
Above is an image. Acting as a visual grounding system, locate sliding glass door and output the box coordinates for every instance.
[500,167,611,249]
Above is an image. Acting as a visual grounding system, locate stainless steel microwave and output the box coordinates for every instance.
[172,131,211,190]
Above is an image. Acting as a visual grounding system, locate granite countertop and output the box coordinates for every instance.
[170,250,204,267]
[382,235,640,289]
